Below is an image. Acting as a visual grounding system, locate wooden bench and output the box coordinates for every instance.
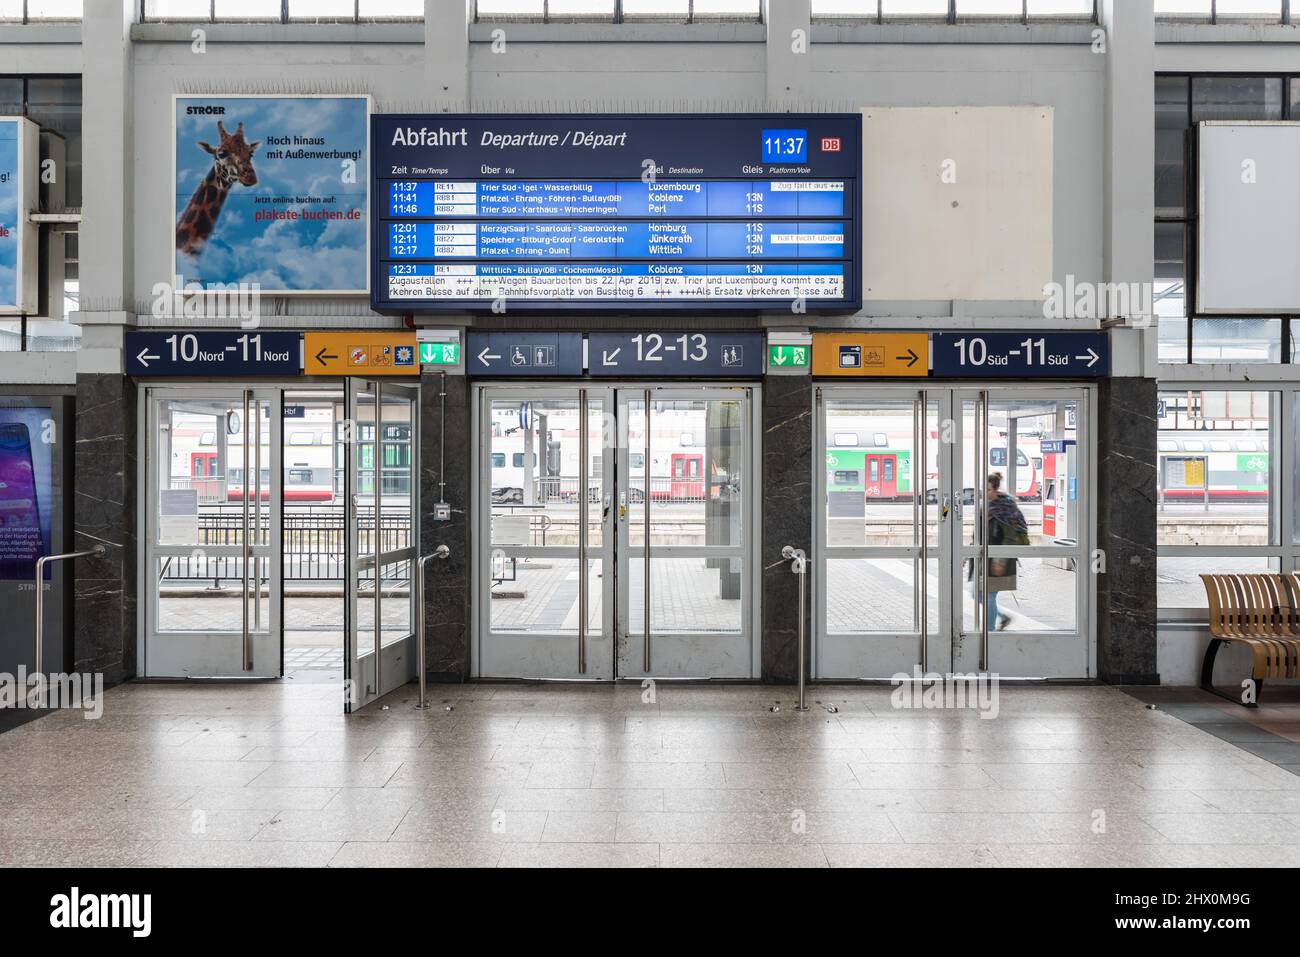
[1199,573,1300,707]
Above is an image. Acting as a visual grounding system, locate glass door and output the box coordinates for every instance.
[815,387,943,678]
[345,379,420,710]
[616,388,756,679]
[143,387,281,678]
[476,387,611,679]
[953,387,1093,678]
[815,385,1094,680]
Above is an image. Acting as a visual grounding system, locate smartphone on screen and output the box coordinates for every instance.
[0,423,45,578]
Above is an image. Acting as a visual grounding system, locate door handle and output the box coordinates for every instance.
[619,491,627,519]
[603,495,611,521]
[941,493,951,521]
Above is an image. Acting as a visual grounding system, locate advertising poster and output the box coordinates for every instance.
[0,117,38,314]
[174,95,370,294]
[0,408,53,581]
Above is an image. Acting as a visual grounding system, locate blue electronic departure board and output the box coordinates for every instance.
[370,114,862,313]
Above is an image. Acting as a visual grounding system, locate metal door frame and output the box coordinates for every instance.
[472,384,616,679]
[813,382,1097,681]
[345,378,420,711]
[614,384,760,680]
[138,383,283,678]
[471,381,761,680]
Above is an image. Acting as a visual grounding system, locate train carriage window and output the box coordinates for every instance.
[868,459,879,482]
[288,432,315,446]
[1237,441,1259,452]
[883,458,895,482]
[1183,440,1205,452]
[990,448,1007,466]
[1210,440,1232,452]
[680,432,695,447]
[1016,449,1029,467]
[1158,440,1178,452]
[832,432,858,447]
[833,470,860,486]
[199,431,215,446]
[630,453,645,469]
[873,433,888,448]
[288,469,313,484]
[491,453,505,468]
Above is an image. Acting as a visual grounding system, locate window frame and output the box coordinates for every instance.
[473,0,763,23]
[809,1,1096,24]
[1156,383,1296,622]
[0,1,83,21]
[140,0,425,23]
[1156,1,1292,24]
[1155,72,1300,365]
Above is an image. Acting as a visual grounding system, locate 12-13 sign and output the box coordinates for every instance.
[588,331,762,377]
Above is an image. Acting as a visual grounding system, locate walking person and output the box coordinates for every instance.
[969,471,1031,631]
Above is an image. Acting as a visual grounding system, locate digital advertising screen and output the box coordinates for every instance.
[0,407,53,582]
[370,113,861,313]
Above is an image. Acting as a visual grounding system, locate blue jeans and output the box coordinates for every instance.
[987,590,1000,630]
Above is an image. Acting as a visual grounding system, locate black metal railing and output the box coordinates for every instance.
[159,507,411,586]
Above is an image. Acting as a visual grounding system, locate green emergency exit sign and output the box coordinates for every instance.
[419,342,460,366]
[768,344,809,368]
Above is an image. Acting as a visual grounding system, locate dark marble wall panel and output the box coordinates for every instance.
[419,369,471,681]
[73,373,137,684]
[761,376,813,682]
[1097,377,1159,684]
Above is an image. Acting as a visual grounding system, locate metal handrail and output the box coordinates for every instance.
[34,544,106,676]
[415,544,450,710]
[782,545,809,712]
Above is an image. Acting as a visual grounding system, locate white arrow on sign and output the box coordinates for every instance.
[601,347,621,367]
[477,347,501,367]
[136,348,160,368]
[772,351,787,366]
[1075,348,1100,368]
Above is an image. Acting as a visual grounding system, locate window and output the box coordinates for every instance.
[474,0,761,21]
[288,432,315,446]
[143,0,424,21]
[810,0,1094,20]
[1155,73,1300,363]
[1156,1,1287,21]
[873,432,888,447]
[0,1,82,20]
[1156,388,1296,619]
[630,453,645,469]
[833,431,859,447]
[491,452,506,468]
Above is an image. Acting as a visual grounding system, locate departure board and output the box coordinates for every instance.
[370,114,861,313]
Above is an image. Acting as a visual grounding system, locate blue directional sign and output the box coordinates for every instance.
[930,332,1110,378]
[126,331,301,377]
[588,331,763,378]
[467,332,583,377]
[1041,439,1077,454]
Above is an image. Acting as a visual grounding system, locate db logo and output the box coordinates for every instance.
[821,137,841,152]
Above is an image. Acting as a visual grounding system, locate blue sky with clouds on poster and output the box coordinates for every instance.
[0,121,18,309]
[175,96,369,292]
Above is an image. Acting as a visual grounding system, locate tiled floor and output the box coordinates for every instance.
[2,681,1300,868]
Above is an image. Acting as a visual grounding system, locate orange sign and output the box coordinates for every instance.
[812,333,929,378]
[304,332,419,376]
